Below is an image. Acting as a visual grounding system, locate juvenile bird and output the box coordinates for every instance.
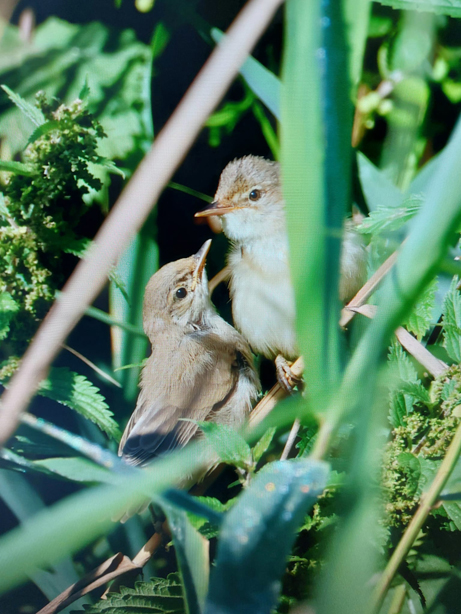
[118,239,260,468]
[195,156,367,391]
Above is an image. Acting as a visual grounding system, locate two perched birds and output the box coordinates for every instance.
[118,156,367,467]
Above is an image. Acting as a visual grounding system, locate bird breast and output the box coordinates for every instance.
[228,242,298,359]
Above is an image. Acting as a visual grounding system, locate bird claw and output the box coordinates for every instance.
[275,355,303,394]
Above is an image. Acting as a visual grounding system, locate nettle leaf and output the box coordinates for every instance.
[442,276,461,362]
[195,422,252,470]
[358,194,423,236]
[81,573,185,613]
[388,343,422,427]
[400,382,432,406]
[403,278,437,341]
[252,427,276,464]
[63,237,92,258]
[1,84,45,126]
[0,292,19,341]
[38,367,120,440]
[375,0,461,18]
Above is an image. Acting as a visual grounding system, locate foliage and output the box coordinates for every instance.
[4,2,461,614]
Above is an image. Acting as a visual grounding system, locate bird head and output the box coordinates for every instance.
[195,156,285,243]
[143,239,214,338]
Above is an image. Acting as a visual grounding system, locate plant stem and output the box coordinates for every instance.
[371,422,461,613]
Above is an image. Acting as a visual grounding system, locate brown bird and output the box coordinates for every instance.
[118,239,260,468]
[195,155,367,392]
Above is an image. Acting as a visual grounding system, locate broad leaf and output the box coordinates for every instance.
[0,160,36,176]
[358,194,423,235]
[37,367,121,439]
[442,277,461,362]
[195,422,252,470]
[204,459,328,614]
[357,152,403,212]
[403,277,437,340]
[1,84,45,126]
[81,573,185,613]
[252,427,276,464]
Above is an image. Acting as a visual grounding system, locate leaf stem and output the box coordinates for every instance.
[371,422,461,613]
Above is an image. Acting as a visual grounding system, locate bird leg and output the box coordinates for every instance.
[275,354,304,394]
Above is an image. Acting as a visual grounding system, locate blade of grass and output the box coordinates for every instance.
[0,0,285,446]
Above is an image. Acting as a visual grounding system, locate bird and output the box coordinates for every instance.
[195,155,367,392]
[118,239,260,469]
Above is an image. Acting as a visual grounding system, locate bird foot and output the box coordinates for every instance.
[275,355,304,394]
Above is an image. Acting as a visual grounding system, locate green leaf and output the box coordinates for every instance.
[161,502,209,614]
[374,0,461,18]
[204,459,328,614]
[358,194,423,235]
[211,28,281,119]
[357,152,404,213]
[442,501,461,530]
[63,237,92,258]
[0,160,36,176]
[1,84,45,126]
[26,120,60,145]
[442,276,461,362]
[0,292,19,341]
[32,457,116,484]
[399,381,432,406]
[37,367,121,440]
[388,343,421,427]
[403,277,437,340]
[81,573,185,613]
[396,452,421,497]
[252,426,276,464]
[194,421,252,470]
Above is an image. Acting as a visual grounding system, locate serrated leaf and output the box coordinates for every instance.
[1,84,45,126]
[400,381,432,406]
[33,457,116,484]
[37,367,121,440]
[388,343,422,427]
[81,573,185,613]
[0,192,8,218]
[26,120,60,145]
[194,421,252,470]
[204,459,328,614]
[442,277,461,362]
[403,278,437,340]
[375,0,461,18]
[0,292,19,341]
[442,501,461,530]
[0,160,36,176]
[252,426,276,464]
[388,342,419,383]
[358,194,423,235]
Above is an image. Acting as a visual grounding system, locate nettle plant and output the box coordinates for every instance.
[0,87,120,439]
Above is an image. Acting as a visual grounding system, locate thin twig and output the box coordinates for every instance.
[280,418,301,460]
[339,248,400,329]
[63,344,121,388]
[371,423,461,613]
[349,305,448,378]
[0,0,285,446]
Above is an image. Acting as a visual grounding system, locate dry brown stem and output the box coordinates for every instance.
[0,0,285,445]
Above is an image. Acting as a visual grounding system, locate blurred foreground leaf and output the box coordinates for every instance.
[204,459,328,614]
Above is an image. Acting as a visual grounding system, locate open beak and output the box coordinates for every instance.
[194,201,242,218]
[191,239,212,290]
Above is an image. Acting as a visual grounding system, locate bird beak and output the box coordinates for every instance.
[191,239,211,290]
[195,200,242,218]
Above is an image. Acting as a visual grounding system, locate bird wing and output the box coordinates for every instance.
[119,332,240,466]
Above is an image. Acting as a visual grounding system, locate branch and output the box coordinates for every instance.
[0,0,285,445]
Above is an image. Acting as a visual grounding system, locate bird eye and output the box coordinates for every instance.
[175,287,187,299]
[249,189,261,202]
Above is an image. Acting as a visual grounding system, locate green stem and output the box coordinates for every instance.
[371,423,461,613]
[84,305,145,337]
[167,181,212,203]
